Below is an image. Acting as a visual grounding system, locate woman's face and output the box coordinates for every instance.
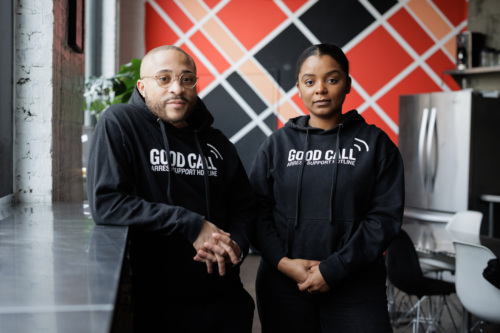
[296,54,351,124]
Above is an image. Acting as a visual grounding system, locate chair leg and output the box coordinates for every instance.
[402,295,459,333]
[458,305,470,333]
[389,291,460,332]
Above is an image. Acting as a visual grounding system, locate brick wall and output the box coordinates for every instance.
[14,0,85,203]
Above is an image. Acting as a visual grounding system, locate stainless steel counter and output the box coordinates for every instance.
[0,203,128,333]
[403,219,500,258]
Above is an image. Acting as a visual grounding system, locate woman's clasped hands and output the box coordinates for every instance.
[278,257,331,294]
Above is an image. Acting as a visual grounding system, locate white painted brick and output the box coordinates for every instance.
[14,0,54,203]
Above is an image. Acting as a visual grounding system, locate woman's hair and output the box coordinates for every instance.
[295,43,349,81]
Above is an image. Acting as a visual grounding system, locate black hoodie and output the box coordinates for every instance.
[86,87,255,298]
[249,110,404,293]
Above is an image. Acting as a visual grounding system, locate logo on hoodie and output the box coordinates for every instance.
[286,138,369,167]
[149,143,222,177]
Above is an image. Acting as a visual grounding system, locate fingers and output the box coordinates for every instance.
[203,241,237,265]
[194,249,216,262]
[192,221,239,276]
[215,253,226,276]
[194,249,227,276]
[211,233,241,265]
[205,260,213,274]
[199,244,228,276]
[297,280,312,292]
[193,221,229,252]
[211,232,231,243]
[298,279,320,293]
[305,260,321,268]
[217,240,240,265]
[194,236,239,276]
[298,266,330,294]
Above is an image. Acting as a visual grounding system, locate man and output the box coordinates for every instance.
[86,45,255,332]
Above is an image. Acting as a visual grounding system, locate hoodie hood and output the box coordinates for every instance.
[87,85,256,297]
[249,108,404,290]
[128,86,216,218]
[285,109,362,133]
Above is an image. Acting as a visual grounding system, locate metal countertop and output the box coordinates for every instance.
[0,203,128,333]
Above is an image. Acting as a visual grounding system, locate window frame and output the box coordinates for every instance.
[0,0,14,207]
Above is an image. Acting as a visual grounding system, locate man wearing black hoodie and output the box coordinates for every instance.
[86,45,255,332]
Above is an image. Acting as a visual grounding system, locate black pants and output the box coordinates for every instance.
[132,286,255,333]
[256,259,393,333]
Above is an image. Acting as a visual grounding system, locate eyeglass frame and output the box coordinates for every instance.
[140,71,199,89]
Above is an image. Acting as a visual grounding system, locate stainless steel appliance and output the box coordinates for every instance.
[399,90,500,236]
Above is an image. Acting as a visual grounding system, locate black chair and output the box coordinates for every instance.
[385,230,458,333]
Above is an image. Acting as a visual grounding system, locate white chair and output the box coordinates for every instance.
[419,211,483,273]
[446,211,483,235]
[453,240,500,331]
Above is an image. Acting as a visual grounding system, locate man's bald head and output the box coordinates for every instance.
[140,45,196,78]
[137,45,199,128]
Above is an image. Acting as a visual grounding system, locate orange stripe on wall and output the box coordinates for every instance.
[178,0,208,22]
[239,59,283,105]
[190,31,231,74]
[277,101,302,122]
[156,0,193,33]
[202,18,245,63]
[444,38,456,59]
[407,0,452,40]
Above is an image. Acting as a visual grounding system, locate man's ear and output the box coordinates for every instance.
[137,80,146,98]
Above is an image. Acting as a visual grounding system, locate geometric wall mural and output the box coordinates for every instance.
[144,0,467,172]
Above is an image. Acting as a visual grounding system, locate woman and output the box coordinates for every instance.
[249,43,404,332]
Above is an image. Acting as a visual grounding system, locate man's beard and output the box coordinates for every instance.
[146,97,194,126]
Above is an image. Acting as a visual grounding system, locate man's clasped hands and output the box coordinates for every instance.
[193,220,241,276]
[192,220,330,294]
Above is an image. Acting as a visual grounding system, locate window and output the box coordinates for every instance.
[0,0,14,206]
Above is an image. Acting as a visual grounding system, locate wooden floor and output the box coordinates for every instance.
[240,254,500,333]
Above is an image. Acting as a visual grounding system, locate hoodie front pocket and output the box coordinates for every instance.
[290,217,353,260]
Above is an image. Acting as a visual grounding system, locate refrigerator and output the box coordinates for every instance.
[399,90,500,236]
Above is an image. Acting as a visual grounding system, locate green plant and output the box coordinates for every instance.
[84,58,142,120]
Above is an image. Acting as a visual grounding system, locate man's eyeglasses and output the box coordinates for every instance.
[141,72,198,89]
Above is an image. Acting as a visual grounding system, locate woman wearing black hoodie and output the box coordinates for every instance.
[249,43,404,332]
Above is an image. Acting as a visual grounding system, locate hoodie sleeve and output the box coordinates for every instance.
[86,114,204,244]
[319,145,405,288]
[249,140,288,267]
[222,150,256,262]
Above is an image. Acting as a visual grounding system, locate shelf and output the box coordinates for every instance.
[444,66,500,76]
[444,66,500,89]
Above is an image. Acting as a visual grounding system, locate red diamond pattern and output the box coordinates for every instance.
[144,0,468,144]
[216,0,287,51]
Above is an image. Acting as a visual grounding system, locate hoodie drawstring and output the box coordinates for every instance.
[287,125,343,254]
[287,129,310,253]
[330,124,343,224]
[158,119,174,204]
[294,129,310,228]
[194,130,212,221]
[158,121,212,221]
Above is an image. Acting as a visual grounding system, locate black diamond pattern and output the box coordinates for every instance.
[369,0,398,16]
[254,24,311,92]
[234,126,268,174]
[227,72,268,114]
[203,85,251,139]
[299,0,375,47]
